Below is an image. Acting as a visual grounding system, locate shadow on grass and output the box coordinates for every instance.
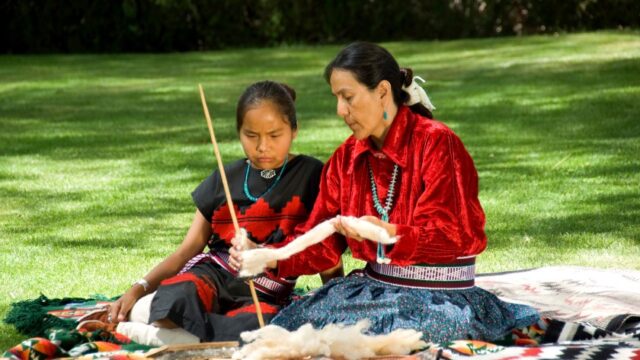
[487,189,640,250]
[1,35,638,251]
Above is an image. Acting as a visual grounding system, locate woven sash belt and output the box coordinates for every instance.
[364,257,476,290]
[181,250,296,300]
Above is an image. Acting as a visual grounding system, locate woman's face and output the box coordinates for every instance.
[329,69,387,141]
[239,101,297,170]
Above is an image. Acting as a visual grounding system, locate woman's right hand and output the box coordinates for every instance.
[333,216,364,241]
[109,284,145,323]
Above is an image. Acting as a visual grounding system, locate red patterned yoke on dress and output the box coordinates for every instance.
[148,154,323,342]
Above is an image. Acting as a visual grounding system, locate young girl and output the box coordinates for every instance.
[233,43,539,344]
[105,81,342,343]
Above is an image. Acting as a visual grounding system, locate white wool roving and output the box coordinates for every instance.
[232,320,426,360]
[239,220,335,278]
[338,215,397,245]
[239,216,398,278]
[235,324,329,360]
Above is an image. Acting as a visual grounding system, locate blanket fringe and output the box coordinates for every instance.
[4,294,111,337]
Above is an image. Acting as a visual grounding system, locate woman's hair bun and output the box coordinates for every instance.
[399,68,414,87]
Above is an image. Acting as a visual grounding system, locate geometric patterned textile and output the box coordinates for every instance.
[476,266,640,331]
[432,340,640,360]
[5,267,640,360]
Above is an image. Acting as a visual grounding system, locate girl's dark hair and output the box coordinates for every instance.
[236,81,297,131]
[324,42,433,119]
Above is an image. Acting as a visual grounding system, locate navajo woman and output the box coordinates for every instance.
[232,43,539,343]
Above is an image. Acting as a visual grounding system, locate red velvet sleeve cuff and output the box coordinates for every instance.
[275,257,298,278]
[386,224,460,264]
[275,235,345,278]
[385,224,416,265]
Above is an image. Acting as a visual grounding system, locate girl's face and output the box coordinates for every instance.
[239,101,297,170]
[329,69,389,141]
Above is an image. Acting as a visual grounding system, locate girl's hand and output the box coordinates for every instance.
[109,285,145,323]
[229,228,255,270]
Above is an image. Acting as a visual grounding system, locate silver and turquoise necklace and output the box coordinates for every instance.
[367,159,400,264]
[243,156,288,202]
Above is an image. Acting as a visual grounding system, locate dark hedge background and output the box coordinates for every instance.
[2,0,639,53]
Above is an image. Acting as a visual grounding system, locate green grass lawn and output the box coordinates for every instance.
[1,31,639,349]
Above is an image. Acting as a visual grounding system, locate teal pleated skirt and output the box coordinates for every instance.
[271,273,539,344]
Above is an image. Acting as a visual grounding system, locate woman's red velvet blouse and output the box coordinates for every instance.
[276,106,487,278]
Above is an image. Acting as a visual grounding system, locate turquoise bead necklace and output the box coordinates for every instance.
[243,156,288,202]
[367,159,400,264]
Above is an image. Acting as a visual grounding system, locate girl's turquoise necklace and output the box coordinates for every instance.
[367,159,399,264]
[243,156,288,202]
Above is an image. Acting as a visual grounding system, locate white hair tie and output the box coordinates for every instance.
[402,76,436,111]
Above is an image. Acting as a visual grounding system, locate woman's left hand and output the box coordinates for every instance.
[334,215,396,240]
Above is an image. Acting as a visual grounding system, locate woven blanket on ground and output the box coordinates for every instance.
[2,295,153,360]
[3,294,116,337]
[4,267,640,360]
[476,266,640,331]
[2,327,151,360]
[402,338,640,360]
[399,317,640,359]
